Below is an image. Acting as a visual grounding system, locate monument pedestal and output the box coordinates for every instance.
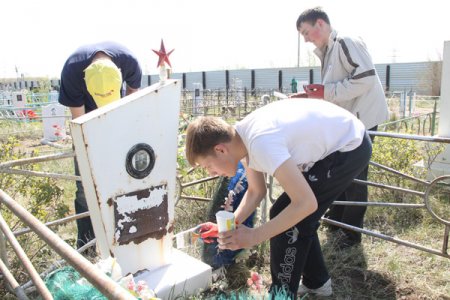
[134,249,211,299]
[430,41,450,178]
[429,146,450,178]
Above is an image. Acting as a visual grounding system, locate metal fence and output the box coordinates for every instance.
[180,88,277,118]
[0,139,448,299]
[0,88,448,298]
[382,94,440,135]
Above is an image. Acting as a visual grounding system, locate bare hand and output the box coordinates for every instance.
[217,224,256,250]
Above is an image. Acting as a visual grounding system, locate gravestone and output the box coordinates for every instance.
[192,82,203,115]
[42,103,66,141]
[430,41,450,176]
[70,79,211,298]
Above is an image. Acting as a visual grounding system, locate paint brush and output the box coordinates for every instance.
[173,225,201,249]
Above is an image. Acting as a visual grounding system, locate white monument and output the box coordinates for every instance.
[48,90,59,102]
[430,41,450,176]
[234,78,243,105]
[42,103,66,142]
[70,79,211,298]
[192,82,203,115]
[11,90,27,108]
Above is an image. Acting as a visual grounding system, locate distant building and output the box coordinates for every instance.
[142,61,441,96]
[1,61,442,96]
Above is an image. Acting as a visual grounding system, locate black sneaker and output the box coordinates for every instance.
[335,229,361,250]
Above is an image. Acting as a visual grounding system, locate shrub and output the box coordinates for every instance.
[0,137,70,289]
[367,135,445,232]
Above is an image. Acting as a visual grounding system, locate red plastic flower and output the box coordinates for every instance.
[136,280,147,293]
[127,279,135,291]
[247,271,263,293]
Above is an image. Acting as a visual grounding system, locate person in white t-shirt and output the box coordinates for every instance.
[185,99,372,297]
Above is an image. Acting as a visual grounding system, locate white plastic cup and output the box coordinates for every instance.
[215,210,236,233]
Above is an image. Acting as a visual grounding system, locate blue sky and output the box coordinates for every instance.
[1,0,449,78]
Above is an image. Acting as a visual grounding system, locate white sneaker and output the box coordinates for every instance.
[297,278,332,296]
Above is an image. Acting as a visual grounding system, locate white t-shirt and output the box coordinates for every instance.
[235,99,366,176]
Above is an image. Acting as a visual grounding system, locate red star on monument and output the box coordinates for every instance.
[152,39,174,68]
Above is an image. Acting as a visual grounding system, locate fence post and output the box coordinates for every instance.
[244,87,248,114]
[251,70,256,96]
[0,214,9,270]
[432,98,437,136]
[225,70,229,100]
[386,65,391,92]
[278,70,283,91]
[309,69,314,84]
[202,71,206,90]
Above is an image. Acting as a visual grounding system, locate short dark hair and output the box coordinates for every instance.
[296,7,330,30]
[185,116,234,166]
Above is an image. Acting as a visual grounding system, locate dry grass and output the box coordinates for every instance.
[1,121,449,300]
[173,190,450,299]
[319,228,450,299]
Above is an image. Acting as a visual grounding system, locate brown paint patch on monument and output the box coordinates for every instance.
[114,184,169,246]
[167,223,174,234]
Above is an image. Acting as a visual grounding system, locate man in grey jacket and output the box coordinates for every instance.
[294,7,389,248]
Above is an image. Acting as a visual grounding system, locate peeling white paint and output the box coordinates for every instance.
[116,214,135,230]
[115,187,167,215]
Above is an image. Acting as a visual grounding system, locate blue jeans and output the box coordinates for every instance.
[202,161,254,269]
[269,132,372,297]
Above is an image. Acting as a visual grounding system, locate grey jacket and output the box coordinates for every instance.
[314,30,389,129]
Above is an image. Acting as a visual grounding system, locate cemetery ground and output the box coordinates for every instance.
[0,119,449,300]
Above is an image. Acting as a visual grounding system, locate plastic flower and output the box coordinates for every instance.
[247,271,263,293]
[127,278,135,292]
[136,280,148,293]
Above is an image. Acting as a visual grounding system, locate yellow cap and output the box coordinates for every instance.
[84,59,122,107]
